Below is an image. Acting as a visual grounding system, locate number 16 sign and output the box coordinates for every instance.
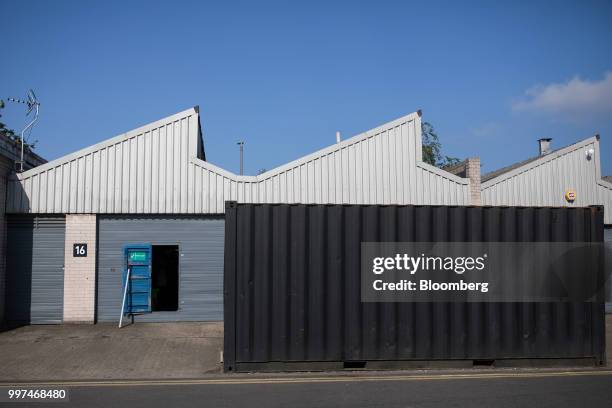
[73,243,87,257]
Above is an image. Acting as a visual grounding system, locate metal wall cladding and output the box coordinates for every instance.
[190,112,470,212]
[97,215,225,322]
[7,108,202,214]
[8,110,471,215]
[5,216,65,324]
[481,137,612,224]
[223,203,606,371]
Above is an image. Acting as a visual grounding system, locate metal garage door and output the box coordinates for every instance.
[6,216,65,324]
[605,228,612,313]
[97,215,224,322]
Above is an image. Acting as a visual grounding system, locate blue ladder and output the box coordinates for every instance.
[119,244,152,328]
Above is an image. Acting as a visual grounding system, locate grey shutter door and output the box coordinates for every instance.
[605,228,612,313]
[96,215,224,322]
[6,216,65,324]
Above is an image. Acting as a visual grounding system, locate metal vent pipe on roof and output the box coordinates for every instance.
[538,138,552,156]
[237,141,244,175]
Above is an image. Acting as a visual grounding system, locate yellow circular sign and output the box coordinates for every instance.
[565,189,576,202]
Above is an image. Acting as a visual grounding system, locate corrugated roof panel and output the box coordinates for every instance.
[7,109,471,214]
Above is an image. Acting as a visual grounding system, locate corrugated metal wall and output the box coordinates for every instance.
[482,137,612,224]
[7,108,202,214]
[5,216,65,325]
[224,203,606,371]
[190,113,470,211]
[96,215,224,322]
[7,110,471,214]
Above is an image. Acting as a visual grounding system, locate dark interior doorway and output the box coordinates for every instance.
[151,245,179,311]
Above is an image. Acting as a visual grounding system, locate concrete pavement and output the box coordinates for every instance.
[0,322,223,381]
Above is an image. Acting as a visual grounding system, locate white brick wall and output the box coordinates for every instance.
[466,158,482,206]
[63,214,97,323]
[443,157,482,206]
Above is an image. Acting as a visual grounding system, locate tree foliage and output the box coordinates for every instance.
[421,121,460,168]
[0,99,20,141]
[0,100,37,149]
[0,99,18,140]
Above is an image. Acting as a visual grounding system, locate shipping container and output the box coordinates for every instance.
[223,202,606,372]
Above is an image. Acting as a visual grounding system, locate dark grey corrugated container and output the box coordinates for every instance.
[224,202,606,372]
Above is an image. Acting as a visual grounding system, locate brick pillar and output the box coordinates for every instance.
[63,214,97,323]
[465,157,481,205]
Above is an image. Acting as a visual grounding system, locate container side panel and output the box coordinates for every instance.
[226,204,606,368]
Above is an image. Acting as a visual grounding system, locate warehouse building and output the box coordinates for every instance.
[1,106,610,326]
[2,107,474,325]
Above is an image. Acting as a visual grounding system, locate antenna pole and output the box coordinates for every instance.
[6,91,40,172]
[18,103,39,172]
[237,141,244,175]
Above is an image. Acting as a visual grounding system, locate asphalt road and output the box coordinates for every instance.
[4,371,612,408]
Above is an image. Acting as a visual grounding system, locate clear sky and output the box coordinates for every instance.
[2,0,612,176]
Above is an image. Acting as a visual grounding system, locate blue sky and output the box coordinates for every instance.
[2,0,612,175]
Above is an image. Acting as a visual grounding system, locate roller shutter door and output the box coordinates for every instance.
[96,215,224,322]
[6,216,65,324]
[606,228,612,313]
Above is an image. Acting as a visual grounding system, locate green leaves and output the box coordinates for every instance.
[421,121,460,168]
[0,100,21,144]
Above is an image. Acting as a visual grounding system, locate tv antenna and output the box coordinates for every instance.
[6,89,40,172]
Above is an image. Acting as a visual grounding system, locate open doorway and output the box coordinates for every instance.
[151,245,179,311]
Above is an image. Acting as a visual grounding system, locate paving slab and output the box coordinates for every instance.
[0,322,223,381]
